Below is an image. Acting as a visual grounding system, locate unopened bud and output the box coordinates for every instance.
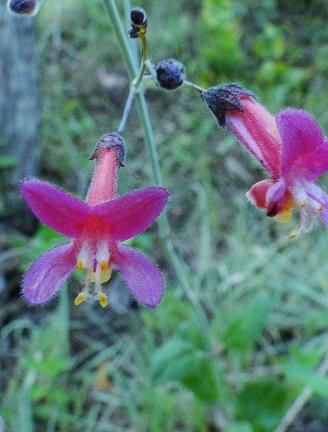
[131,7,147,26]
[156,58,185,90]
[202,83,254,127]
[7,0,41,16]
[129,7,148,39]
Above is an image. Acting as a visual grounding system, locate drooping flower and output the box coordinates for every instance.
[22,133,169,308]
[202,83,328,237]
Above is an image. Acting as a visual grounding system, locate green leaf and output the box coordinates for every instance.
[222,293,271,356]
[236,378,292,432]
[151,335,218,402]
[281,347,328,397]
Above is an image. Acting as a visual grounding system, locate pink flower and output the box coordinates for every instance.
[21,134,169,308]
[202,84,328,236]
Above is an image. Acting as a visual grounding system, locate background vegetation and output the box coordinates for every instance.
[2,0,328,430]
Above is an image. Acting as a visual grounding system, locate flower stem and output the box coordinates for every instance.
[183,79,205,93]
[117,33,147,134]
[102,0,212,345]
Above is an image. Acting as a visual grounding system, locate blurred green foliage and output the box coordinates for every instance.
[2,0,328,431]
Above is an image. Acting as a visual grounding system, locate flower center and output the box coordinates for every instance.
[74,241,111,307]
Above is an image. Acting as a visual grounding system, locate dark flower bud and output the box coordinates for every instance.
[155,58,185,90]
[202,83,254,127]
[130,7,147,26]
[8,0,40,15]
[90,133,126,167]
[129,7,148,39]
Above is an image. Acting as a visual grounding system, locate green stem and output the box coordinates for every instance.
[103,0,212,346]
[118,34,148,133]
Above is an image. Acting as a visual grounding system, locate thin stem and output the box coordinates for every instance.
[117,86,135,133]
[183,79,205,93]
[144,59,158,84]
[117,32,147,133]
[132,34,147,88]
[102,0,212,346]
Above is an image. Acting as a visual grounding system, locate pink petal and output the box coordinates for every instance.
[266,179,287,217]
[94,187,168,241]
[277,109,328,182]
[226,97,281,177]
[23,243,76,305]
[22,179,89,238]
[246,179,275,209]
[112,244,164,308]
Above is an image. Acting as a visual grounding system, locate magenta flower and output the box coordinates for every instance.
[21,134,169,308]
[202,84,328,236]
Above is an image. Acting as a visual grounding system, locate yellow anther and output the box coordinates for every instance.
[98,293,108,308]
[300,200,307,208]
[100,260,109,272]
[76,260,84,271]
[74,292,87,306]
[287,232,299,241]
[317,205,324,213]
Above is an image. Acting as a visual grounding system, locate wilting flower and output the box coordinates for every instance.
[22,134,169,307]
[8,0,42,16]
[202,83,328,237]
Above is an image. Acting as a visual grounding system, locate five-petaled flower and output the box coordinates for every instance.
[21,133,169,308]
[202,84,328,237]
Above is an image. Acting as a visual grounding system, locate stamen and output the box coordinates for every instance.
[100,259,109,272]
[74,242,112,307]
[292,182,308,208]
[287,207,314,240]
[76,242,92,272]
[74,292,87,305]
[307,195,324,213]
[74,267,93,307]
[287,232,299,241]
[98,292,108,308]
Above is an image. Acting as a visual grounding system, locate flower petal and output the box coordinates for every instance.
[277,109,328,182]
[226,97,281,177]
[266,179,287,217]
[22,179,89,238]
[246,179,275,209]
[94,187,168,241]
[113,244,164,308]
[23,243,75,305]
